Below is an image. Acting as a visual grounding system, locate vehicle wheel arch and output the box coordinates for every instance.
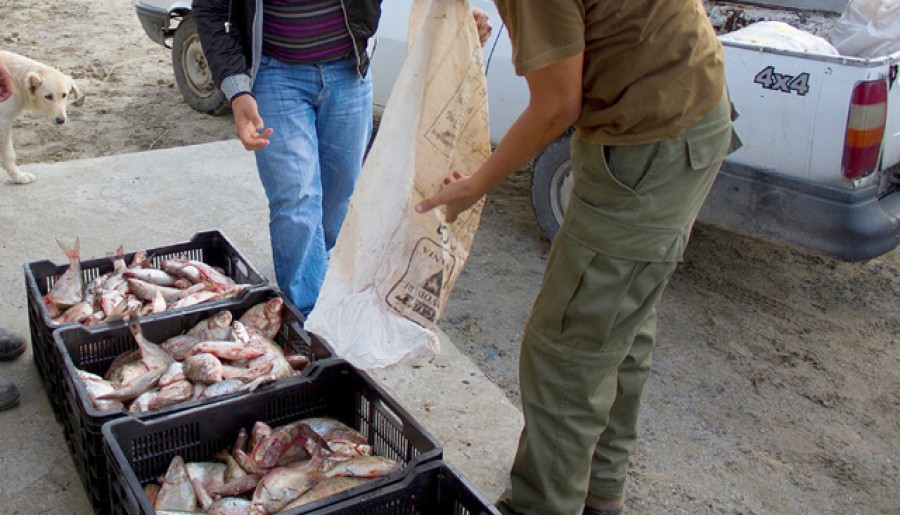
[171,15,231,116]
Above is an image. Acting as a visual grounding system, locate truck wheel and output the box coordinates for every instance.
[172,16,230,116]
[530,130,574,242]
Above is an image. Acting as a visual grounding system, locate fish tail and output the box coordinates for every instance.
[56,237,80,261]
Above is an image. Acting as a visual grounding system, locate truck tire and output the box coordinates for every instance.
[530,130,574,242]
[172,16,231,116]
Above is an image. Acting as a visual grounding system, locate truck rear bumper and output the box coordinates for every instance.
[699,163,900,261]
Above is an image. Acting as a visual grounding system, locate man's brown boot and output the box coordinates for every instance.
[0,328,26,360]
[584,494,625,515]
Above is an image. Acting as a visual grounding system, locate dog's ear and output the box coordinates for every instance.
[69,80,84,107]
[27,71,43,96]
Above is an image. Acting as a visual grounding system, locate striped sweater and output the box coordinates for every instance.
[261,0,353,63]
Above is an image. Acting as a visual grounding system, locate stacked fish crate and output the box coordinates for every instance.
[25,230,269,422]
[25,231,331,514]
[57,289,333,513]
[27,229,499,513]
[102,361,456,514]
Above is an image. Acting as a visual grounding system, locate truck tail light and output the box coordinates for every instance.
[842,79,887,180]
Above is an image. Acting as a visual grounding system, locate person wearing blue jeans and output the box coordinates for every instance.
[193,0,383,315]
[252,55,372,313]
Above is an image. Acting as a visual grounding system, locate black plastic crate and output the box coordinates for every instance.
[104,361,443,514]
[56,288,332,514]
[306,460,500,515]
[24,229,268,424]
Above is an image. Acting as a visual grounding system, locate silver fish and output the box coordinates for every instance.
[99,290,128,319]
[207,497,252,515]
[303,418,368,445]
[183,353,223,384]
[160,258,202,282]
[123,268,179,287]
[250,467,322,515]
[105,349,145,384]
[148,380,194,410]
[129,319,175,373]
[46,238,83,308]
[185,461,226,496]
[52,300,93,324]
[100,369,163,402]
[76,370,124,411]
[155,456,197,512]
[186,310,234,341]
[158,362,185,387]
[249,422,272,452]
[128,389,160,413]
[221,363,274,383]
[323,455,402,479]
[187,259,236,289]
[127,277,183,304]
[161,334,201,361]
[170,291,222,310]
[238,298,284,340]
[108,359,149,389]
[199,379,244,399]
[283,476,370,509]
[189,340,266,361]
[210,474,262,499]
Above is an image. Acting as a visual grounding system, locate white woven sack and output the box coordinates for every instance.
[305,0,490,369]
[831,0,900,58]
[720,20,839,56]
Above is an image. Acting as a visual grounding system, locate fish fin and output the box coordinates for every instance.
[56,238,79,260]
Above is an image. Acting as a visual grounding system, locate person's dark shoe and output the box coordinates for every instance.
[0,374,20,411]
[583,507,623,515]
[0,328,27,360]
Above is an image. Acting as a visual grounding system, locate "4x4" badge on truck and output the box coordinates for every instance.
[753,66,810,96]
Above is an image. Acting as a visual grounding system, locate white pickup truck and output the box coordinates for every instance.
[135,0,900,261]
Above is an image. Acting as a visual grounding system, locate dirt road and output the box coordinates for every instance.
[2,1,897,513]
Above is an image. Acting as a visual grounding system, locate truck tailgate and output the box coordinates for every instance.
[723,41,900,184]
[881,52,900,170]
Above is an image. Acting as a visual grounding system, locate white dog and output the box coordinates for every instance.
[0,50,82,184]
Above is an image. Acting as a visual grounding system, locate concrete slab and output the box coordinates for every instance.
[0,140,522,513]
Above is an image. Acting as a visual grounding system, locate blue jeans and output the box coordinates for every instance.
[253,55,373,314]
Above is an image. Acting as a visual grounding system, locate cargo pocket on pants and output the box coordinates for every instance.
[686,124,734,175]
[526,237,598,344]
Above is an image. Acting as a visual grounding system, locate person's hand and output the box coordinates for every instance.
[231,94,273,151]
[0,61,13,102]
[472,8,492,47]
[415,171,484,223]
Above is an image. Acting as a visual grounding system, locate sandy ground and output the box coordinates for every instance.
[1,1,897,514]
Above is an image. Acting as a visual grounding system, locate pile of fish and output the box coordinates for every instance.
[43,238,254,326]
[144,417,402,514]
[76,298,312,413]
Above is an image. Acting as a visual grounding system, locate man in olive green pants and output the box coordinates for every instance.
[415,0,738,512]
[511,93,737,513]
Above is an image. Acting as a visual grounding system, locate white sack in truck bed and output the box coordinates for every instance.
[719,20,839,55]
[305,0,490,369]
[831,0,900,58]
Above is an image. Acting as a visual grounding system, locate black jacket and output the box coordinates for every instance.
[193,0,382,100]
